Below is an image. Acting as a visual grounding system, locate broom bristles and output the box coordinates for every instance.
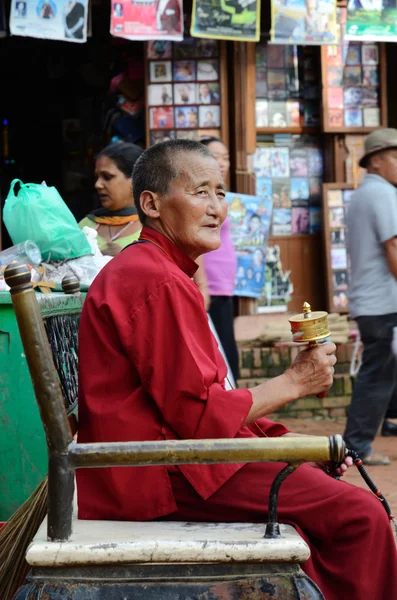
[0,477,48,600]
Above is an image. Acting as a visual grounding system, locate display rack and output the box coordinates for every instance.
[322,182,354,313]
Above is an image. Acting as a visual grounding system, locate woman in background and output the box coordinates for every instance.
[79,142,143,257]
[200,137,239,382]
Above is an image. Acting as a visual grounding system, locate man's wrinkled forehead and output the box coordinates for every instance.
[170,150,225,188]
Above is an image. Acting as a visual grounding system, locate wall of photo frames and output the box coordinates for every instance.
[322,183,354,313]
[145,38,227,145]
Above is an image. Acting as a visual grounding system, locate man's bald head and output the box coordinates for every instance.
[132,139,213,224]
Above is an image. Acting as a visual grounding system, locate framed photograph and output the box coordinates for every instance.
[175,106,199,129]
[362,44,379,65]
[150,61,172,83]
[326,45,343,67]
[363,107,380,127]
[267,70,287,100]
[147,41,172,60]
[176,130,199,140]
[254,147,272,177]
[173,39,196,59]
[329,109,344,128]
[148,83,173,106]
[290,178,310,204]
[328,190,343,207]
[196,39,218,58]
[268,101,288,128]
[198,82,220,104]
[309,178,322,205]
[267,45,285,69]
[173,60,196,82]
[331,228,345,246]
[256,67,268,98]
[255,100,268,127]
[344,87,363,108]
[308,147,323,177]
[362,87,379,107]
[290,148,308,177]
[331,247,347,269]
[272,208,292,235]
[150,106,174,129]
[292,207,310,234]
[322,183,354,312]
[304,101,320,127]
[174,83,197,105]
[328,67,344,87]
[256,177,272,201]
[344,108,363,128]
[151,130,176,144]
[270,147,290,178]
[345,45,361,66]
[344,66,361,86]
[287,101,301,127]
[328,87,344,109]
[363,66,379,87]
[197,60,219,81]
[272,178,291,208]
[329,207,344,228]
[198,105,220,128]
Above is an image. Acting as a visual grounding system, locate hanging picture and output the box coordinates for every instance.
[191,0,260,42]
[346,3,397,41]
[110,0,183,41]
[227,192,273,298]
[10,0,88,42]
[322,183,354,313]
[270,0,338,45]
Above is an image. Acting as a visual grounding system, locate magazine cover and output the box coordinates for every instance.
[10,0,88,42]
[346,4,397,41]
[270,147,290,177]
[272,207,292,235]
[271,0,338,44]
[272,178,291,208]
[191,0,260,42]
[290,148,308,177]
[292,206,310,234]
[110,0,183,41]
[227,192,273,298]
[254,147,272,177]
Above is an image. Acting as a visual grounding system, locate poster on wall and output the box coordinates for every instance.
[345,1,397,41]
[227,192,273,298]
[270,0,338,45]
[111,0,183,41]
[10,0,88,42]
[191,0,260,42]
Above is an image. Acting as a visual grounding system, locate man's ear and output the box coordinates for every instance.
[140,191,161,220]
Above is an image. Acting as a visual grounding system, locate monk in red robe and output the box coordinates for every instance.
[77,139,397,600]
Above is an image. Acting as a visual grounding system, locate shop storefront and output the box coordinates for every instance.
[1,0,397,315]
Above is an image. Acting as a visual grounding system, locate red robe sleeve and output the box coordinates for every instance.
[123,276,253,442]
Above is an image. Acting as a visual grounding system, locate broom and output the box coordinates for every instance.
[0,310,80,600]
[0,477,48,600]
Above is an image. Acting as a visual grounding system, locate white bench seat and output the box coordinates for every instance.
[27,518,310,567]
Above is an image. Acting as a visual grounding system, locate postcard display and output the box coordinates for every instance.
[146,39,225,145]
[323,184,354,313]
[322,42,385,132]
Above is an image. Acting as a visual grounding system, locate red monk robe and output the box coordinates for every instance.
[77,227,397,600]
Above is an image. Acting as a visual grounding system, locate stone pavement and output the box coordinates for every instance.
[283,417,397,516]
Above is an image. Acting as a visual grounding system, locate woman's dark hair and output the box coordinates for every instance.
[97,142,143,178]
[200,136,222,147]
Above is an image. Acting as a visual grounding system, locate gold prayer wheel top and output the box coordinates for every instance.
[289,302,330,343]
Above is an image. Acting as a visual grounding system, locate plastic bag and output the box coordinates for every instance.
[3,179,91,261]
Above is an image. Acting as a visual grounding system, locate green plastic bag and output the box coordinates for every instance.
[3,179,91,262]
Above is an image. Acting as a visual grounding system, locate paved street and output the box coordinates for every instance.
[284,418,397,517]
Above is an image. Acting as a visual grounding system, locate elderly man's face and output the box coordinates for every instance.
[369,149,397,186]
[156,152,227,259]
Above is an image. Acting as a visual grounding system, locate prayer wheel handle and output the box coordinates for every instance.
[289,302,332,399]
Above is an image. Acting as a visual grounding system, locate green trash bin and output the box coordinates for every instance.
[0,290,84,521]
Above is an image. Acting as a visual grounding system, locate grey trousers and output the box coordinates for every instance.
[343,313,397,457]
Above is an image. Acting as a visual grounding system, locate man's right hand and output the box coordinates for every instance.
[284,342,336,398]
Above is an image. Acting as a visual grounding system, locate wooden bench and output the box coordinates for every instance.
[6,261,344,599]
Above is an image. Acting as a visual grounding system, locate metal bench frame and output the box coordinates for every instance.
[4,262,345,543]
